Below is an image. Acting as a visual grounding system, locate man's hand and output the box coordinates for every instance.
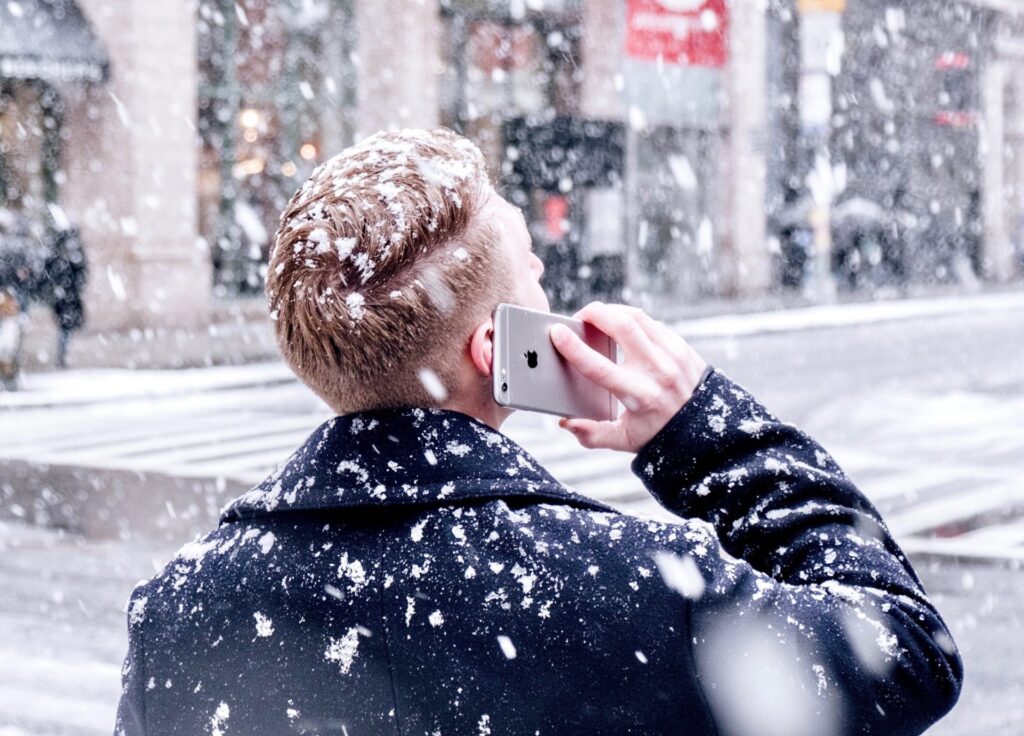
[549,302,708,453]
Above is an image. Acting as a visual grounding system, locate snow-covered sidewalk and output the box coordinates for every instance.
[674,289,1024,338]
[0,362,294,410]
[0,520,174,736]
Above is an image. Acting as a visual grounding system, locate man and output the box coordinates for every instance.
[115,129,961,735]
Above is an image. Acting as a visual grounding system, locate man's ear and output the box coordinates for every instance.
[468,317,494,378]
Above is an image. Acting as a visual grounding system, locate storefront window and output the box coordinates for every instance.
[441,0,631,311]
[440,0,583,171]
[197,0,356,296]
[630,126,722,302]
[0,80,62,219]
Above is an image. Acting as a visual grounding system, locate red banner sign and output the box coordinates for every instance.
[625,0,728,68]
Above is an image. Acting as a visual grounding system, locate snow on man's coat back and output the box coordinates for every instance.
[114,369,962,736]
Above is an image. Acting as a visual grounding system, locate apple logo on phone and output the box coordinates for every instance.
[525,350,538,369]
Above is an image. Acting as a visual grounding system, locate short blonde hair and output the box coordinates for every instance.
[267,128,514,414]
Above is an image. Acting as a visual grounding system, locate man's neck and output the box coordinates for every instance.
[440,397,512,432]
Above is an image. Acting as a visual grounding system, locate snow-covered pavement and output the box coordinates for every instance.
[808,387,1024,562]
[0,520,166,736]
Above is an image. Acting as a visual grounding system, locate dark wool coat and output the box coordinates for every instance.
[114,369,962,735]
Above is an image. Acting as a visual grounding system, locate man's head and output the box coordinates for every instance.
[267,128,547,422]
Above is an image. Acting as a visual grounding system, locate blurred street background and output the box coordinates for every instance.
[2,0,1024,734]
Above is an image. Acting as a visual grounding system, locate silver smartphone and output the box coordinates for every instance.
[492,303,618,421]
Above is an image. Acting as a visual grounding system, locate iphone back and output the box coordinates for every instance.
[492,304,618,421]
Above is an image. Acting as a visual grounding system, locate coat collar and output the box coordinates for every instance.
[220,407,612,524]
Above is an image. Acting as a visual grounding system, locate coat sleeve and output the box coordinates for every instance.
[113,589,148,736]
[632,368,963,736]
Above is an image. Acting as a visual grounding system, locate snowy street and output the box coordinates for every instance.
[0,292,1022,734]
[3,0,1023,730]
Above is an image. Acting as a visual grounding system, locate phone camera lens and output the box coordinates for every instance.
[501,382,508,392]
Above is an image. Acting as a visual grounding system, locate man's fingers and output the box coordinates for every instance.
[622,306,700,371]
[577,302,679,380]
[574,302,658,363]
[550,323,636,401]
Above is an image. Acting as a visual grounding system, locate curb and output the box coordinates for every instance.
[0,457,245,541]
[673,289,1024,339]
[0,362,295,411]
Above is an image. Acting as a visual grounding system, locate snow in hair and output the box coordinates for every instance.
[266,128,513,415]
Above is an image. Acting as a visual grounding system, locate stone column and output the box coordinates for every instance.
[580,0,624,121]
[60,0,208,333]
[355,0,442,139]
[981,59,1013,281]
[722,0,772,296]
[1010,62,1024,271]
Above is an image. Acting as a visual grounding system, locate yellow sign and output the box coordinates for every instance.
[798,0,846,11]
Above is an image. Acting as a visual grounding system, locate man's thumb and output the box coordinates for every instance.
[560,418,620,450]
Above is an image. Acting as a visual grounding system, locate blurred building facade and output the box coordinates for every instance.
[1,0,1023,340]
